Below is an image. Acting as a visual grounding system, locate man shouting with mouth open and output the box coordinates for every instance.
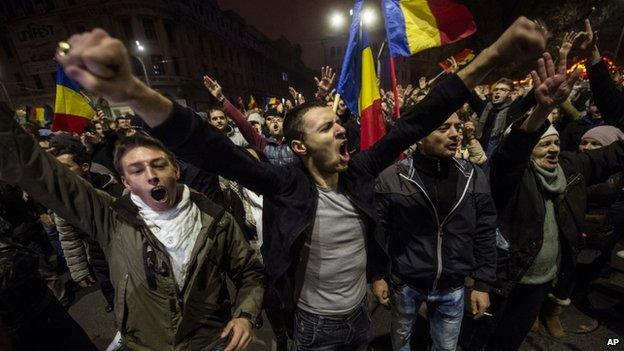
[49,15,549,351]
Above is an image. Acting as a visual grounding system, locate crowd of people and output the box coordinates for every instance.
[0,15,623,351]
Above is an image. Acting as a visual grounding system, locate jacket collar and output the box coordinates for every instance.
[112,187,224,227]
[398,155,474,220]
[398,154,472,181]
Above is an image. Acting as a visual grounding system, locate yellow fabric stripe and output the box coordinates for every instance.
[35,108,45,123]
[359,47,381,112]
[400,0,441,54]
[54,85,95,118]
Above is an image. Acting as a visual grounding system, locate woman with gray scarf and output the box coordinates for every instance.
[464,52,624,351]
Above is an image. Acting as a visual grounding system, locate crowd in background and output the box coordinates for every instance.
[0,15,623,351]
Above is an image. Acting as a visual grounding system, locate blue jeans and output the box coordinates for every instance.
[292,297,372,351]
[391,283,464,351]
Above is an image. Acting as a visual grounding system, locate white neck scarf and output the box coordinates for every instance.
[130,185,202,287]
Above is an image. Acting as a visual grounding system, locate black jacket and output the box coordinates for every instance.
[147,74,471,327]
[588,59,624,125]
[376,156,497,293]
[489,121,624,295]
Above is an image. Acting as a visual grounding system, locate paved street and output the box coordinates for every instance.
[70,247,624,350]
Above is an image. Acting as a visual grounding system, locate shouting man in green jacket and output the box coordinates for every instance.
[0,104,264,351]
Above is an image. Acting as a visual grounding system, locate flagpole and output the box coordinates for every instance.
[389,56,400,120]
[428,70,446,85]
[332,93,341,113]
[376,41,386,81]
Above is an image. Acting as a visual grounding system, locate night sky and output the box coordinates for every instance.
[219,0,624,77]
[218,0,384,69]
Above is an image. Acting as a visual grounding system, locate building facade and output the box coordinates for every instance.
[0,0,314,116]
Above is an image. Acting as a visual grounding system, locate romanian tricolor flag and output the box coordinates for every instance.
[26,105,52,126]
[382,0,476,57]
[52,67,95,133]
[337,0,385,150]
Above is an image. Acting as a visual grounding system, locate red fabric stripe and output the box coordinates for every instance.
[360,99,386,151]
[427,0,476,44]
[51,113,90,133]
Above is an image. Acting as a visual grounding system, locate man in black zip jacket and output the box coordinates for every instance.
[375,112,497,351]
[55,17,550,350]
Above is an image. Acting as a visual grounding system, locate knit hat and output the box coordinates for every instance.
[581,125,624,146]
[541,125,559,139]
[248,112,264,125]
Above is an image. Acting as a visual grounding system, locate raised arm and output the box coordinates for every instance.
[490,51,579,211]
[355,17,550,177]
[574,19,624,126]
[55,29,285,196]
[203,76,267,149]
[0,102,115,248]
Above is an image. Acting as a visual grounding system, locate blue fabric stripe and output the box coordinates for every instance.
[337,0,366,117]
[56,66,82,92]
[382,0,411,57]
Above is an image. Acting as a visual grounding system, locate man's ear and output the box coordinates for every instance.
[81,163,90,174]
[121,175,131,191]
[290,139,307,156]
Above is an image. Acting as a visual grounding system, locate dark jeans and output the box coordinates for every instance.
[92,262,115,306]
[292,297,372,351]
[462,281,551,351]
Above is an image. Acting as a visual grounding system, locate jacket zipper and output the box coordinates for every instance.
[399,163,474,291]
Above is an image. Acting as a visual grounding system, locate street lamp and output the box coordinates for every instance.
[329,12,345,29]
[134,40,151,87]
[361,8,376,27]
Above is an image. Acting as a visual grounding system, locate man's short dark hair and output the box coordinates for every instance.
[52,144,91,166]
[113,132,177,176]
[283,101,327,145]
[209,108,225,116]
[492,78,514,90]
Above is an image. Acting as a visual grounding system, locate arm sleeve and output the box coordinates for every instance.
[468,90,486,116]
[588,59,624,126]
[566,140,624,187]
[223,99,267,149]
[353,74,471,177]
[0,102,115,250]
[505,88,536,126]
[559,100,582,121]
[467,138,488,165]
[55,215,90,281]
[471,167,498,292]
[147,102,284,196]
[489,120,549,213]
[372,176,393,280]
[223,212,265,324]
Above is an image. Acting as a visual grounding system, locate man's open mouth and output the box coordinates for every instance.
[339,140,350,163]
[150,186,168,202]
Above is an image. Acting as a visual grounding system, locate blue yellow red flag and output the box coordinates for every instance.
[337,0,385,150]
[382,0,476,57]
[52,66,95,133]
